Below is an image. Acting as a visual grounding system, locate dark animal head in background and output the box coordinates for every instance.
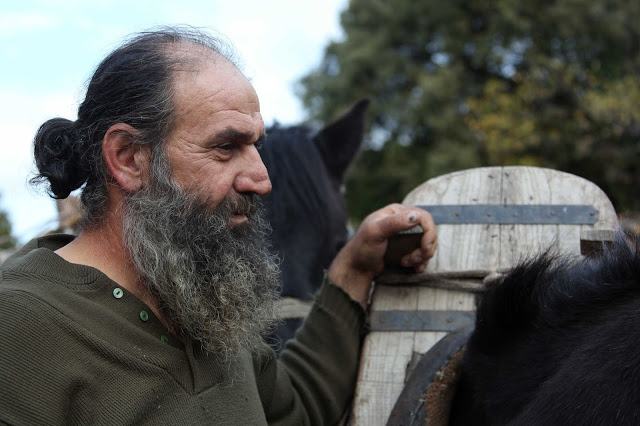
[450,234,640,425]
[260,99,369,303]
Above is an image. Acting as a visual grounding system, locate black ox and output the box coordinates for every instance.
[450,234,640,425]
[260,99,368,351]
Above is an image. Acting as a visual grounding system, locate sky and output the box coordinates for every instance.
[0,0,347,244]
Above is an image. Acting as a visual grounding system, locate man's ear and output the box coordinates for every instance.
[102,123,150,192]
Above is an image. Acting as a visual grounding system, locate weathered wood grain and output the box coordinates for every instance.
[350,166,619,426]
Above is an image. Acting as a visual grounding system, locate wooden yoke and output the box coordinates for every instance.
[350,166,619,425]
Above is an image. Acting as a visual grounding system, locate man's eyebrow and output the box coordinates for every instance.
[209,128,265,145]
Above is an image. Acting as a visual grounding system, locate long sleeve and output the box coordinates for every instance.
[0,237,370,425]
[256,280,368,425]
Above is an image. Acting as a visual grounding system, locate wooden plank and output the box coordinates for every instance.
[352,332,416,425]
[403,167,503,272]
[370,285,419,311]
[353,168,501,425]
[352,284,417,424]
[500,167,557,267]
[499,167,619,265]
[350,166,619,425]
[413,331,449,354]
[410,167,497,393]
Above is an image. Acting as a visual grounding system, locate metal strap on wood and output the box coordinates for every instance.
[370,310,475,332]
[417,204,598,224]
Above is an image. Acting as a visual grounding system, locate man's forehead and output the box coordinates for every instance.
[166,43,264,143]
[172,57,257,108]
[169,41,230,68]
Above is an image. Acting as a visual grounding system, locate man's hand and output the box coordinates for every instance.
[328,204,437,308]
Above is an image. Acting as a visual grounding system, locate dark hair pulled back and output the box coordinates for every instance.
[30,26,237,225]
[32,118,86,200]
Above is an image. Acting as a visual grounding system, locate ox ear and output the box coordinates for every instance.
[314,98,369,183]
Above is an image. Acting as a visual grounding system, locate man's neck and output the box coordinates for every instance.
[54,219,170,330]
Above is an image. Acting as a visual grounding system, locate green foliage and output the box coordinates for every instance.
[0,201,16,250]
[299,0,640,218]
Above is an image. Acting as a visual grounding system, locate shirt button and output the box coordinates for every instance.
[160,335,169,344]
[113,288,123,299]
[139,311,149,322]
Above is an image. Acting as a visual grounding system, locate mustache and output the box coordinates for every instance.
[227,193,260,217]
[184,192,261,221]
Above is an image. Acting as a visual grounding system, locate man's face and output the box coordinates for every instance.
[120,54,280,356]
[164,56,271,226]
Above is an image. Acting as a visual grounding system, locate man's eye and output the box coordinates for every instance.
[218,143,234,151]
[254,139,264,151]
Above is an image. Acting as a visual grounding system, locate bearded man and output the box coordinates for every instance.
[0,27,437,424]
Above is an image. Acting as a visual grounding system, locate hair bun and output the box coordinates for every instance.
[32,118,89,199]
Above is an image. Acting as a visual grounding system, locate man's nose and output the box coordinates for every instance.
[235,145,272,195]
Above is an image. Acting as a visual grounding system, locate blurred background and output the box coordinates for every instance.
[2,0,640,254]
[298,0,640,223]
[0,0,347,249]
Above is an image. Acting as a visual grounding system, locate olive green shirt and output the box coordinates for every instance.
[0,235,366,425]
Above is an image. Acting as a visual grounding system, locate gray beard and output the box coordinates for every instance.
[121,167,280,358]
